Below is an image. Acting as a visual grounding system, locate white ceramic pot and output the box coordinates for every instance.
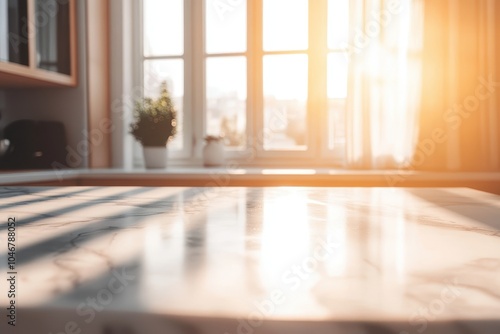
[202,140,225,167]
[143,146,167,169]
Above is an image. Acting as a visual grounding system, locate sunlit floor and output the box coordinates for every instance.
[0,187,499,334]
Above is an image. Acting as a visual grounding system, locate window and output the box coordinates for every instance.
[140,0,350,166]
[143,0,185,152]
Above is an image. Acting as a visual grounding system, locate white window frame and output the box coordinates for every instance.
[134,0,347,167]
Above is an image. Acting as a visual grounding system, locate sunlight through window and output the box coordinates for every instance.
[263,0,308,52]
[140,0,423,166]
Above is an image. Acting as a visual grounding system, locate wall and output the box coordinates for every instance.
[86,0,111,168]
[2,0,88,168]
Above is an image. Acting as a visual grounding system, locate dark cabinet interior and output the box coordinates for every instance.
[35,0,71,75]
[0,0,29,66]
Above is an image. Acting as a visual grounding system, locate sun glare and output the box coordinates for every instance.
[260,189,310,287]
[263,0,309,52]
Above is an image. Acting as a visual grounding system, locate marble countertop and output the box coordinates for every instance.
[0,186,499,333]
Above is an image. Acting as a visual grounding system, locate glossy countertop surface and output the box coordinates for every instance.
[0,187,499,333]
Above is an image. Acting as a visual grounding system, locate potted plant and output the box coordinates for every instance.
[202,135,225,167]
[130,81,177,168]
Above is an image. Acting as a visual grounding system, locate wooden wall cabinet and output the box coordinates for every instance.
[0,0,77,87]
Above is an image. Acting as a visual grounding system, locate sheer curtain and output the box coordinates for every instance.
[418,0,500,171]
[345,0,424,169]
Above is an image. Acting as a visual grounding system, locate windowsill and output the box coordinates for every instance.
[1,168,500,195]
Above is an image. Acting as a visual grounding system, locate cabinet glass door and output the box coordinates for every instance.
[0,0,29,66]
[35,0,71,75]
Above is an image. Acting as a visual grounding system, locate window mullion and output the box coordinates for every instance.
[308,0,328,163]
[189,0,205,160]
[248,0,264,160]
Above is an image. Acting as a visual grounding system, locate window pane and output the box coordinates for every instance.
[263,0,308,52]
[263,55,308,151]
[205,0,246,54]
[328,0,349,50]
[144,59,184,150]
[143,0,183,56]
[206,57,247,148]
[328,53,348,99]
